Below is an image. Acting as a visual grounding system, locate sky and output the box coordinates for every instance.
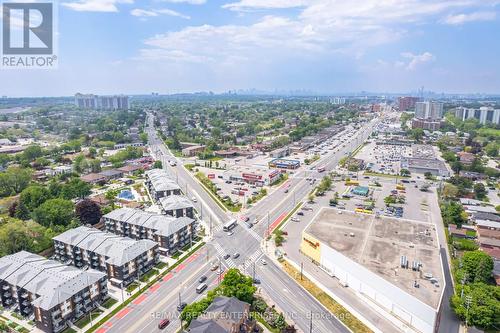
[1,0,500,97]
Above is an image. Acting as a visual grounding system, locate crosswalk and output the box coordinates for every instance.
[212,242,237,268]
[239,249,263,272]
[245,226,263,242]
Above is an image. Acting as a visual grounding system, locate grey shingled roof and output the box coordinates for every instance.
[188,319,227,333]
[103,208,194,237]
[205,296,248,324]
[53,226,157,266]
[0,251,105,311]
[146,169,180,192]
[159,195,193,211]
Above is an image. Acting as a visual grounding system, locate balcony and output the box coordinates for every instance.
[52,309,61,317]
[2,285,10,291]
[3,292,11,298]
[74,296,82,303]
[20,292,29,298]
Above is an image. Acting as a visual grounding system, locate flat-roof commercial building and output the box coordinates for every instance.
[145,169,181,201]
[268,158,301,170]
[158,195,194,218]
[0,251,108,333]
[103,208,197,255]
[53,227,159,286]
[301,209,445,333]
[182,145,206,157]
[225,166,282,187]
[401,158,450,177]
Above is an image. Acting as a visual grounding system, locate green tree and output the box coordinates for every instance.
[473,183,487,200]
[73,154,88,174]
[153,160,162,169]
[450,283,500,330]
[461,251,494,283]
[400,169,411,177]
[440,201,467,227]
[19,185,51,212]
[61,178,92,200]
[409,128,424,142]
[0,166,32,197]
[442,183,459,199]
[484,142,499,157]
[33,198,75,228]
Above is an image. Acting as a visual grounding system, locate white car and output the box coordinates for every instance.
[260,259,267,265]
[291,217,300,222]
[169,161,177,166]
[227,231,234,236]
[192,196,197,202]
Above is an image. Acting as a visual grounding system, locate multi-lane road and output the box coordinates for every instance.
[102,116,377,333]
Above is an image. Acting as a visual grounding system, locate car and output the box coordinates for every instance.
[291,217,300,222]
[284,189,289,193]
[282,231,288,236]
[177,302,187,311]
[227,231,234,236]
[253,278,261,284]
[261,259,267,265]
[297,211,304,216]
[233,252,240,259]
[198,275,207,283]
[158,319,170,329]
[210,264,219,271]
[191,196,197,202]
[218,175,223,179]
[240,216,249,222]
[223,254,230,260]
[169,161,176,167]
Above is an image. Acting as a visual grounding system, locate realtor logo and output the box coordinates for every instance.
[1,1,57,68]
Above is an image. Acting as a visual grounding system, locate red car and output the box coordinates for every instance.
[158,319,170,329]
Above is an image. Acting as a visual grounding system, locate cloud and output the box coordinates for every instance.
[136,0,495,67]
[442,11,497,25]
[131,8,190,19]
[62,0,133,12]
[222,0,308,11]
[401,51,435,70]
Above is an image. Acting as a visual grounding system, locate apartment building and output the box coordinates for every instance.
[103,208,197,255]
[53,226,159,286]
[0,251,108,333]
[415,101,444,120]
[74,93,129,110]
[455,106,500,125]
[159,195,194,218]
[145,169,181,201]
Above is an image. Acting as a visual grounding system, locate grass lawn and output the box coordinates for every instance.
[61,328,77,333]
[126,282,139,293]
[139,268,159,282]
[75,309,103,329]
[102,298,118,309]
[155,261,168,269]
[281,261,373,333]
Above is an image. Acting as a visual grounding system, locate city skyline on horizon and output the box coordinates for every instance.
[1,0,500,96]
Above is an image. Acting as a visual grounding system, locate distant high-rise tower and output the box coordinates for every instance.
[75,93,129,110]
[415,101,443,120]
[398,97,419,111]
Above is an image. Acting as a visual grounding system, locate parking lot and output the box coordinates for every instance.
[356,141,411,174]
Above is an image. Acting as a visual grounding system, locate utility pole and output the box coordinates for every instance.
[309,310,313,333]
[178,291,182,306]
[253,262,256,281]
[206,248,209,263]
[301,262,304,281]
[465,295,472,331]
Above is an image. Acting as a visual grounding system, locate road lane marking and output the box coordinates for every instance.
[115,307,132,319]
[132,294,147,305]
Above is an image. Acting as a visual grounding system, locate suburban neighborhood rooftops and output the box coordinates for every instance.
[53,226,157,266]
[0,251,106,311]
[304,208,443,308]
